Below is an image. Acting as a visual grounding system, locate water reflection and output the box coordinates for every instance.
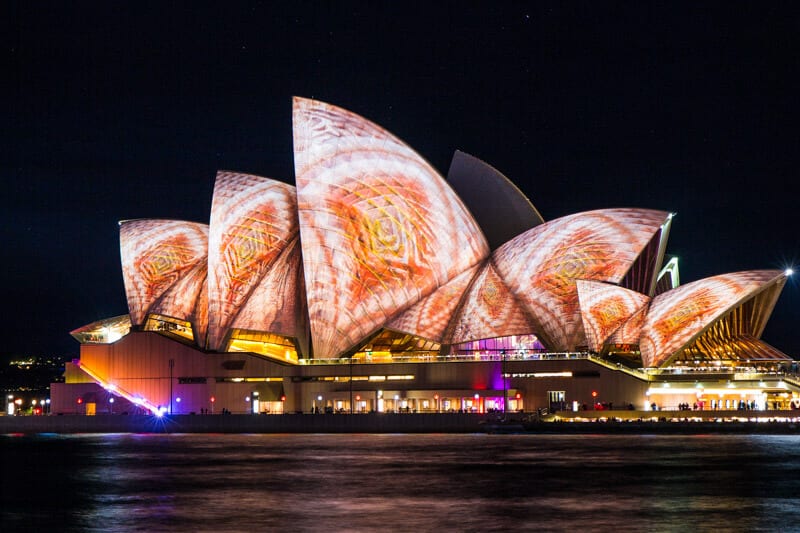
[3,434,800,531]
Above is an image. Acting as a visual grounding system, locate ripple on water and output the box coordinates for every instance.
[3,434,800,532]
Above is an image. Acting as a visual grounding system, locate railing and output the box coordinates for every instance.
[298,352,591,365]
[586,355,652,380]
[296,354,800,386]
[781,374,800,389]
[646,367,796,380]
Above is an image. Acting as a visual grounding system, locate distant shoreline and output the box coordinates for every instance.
[2,412,800,435]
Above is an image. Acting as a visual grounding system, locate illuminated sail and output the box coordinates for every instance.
[206,172,298,350]
[293,97,489,357]
[494,209,669,350]
[639,270,786,367]
[119,219,208,326]
[576,280,650,352]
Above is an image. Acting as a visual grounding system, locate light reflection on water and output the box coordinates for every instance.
[3,433,800,531]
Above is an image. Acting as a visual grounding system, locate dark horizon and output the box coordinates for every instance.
[3,2,798,358]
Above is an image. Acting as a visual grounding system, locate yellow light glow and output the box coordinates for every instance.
[647,387,774,395]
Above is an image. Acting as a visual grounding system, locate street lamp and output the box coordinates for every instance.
[502,349,508,415]
[168,358,174,415]
[349,356,354,414]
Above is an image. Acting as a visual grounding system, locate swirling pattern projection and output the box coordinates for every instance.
[608,303,649,346]
[149,261,208,336]
[388,264,480,342]
[207,172,298,350]
[639,270,785,368]
[120,220,209,326]
[192,275,209,348]
[230,237,305,341]
[576,280,651,352]
[493,209,668,350]
[447,262,541,345]
[294,97,489,357]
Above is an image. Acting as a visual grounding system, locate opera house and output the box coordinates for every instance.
[51,98,797,418]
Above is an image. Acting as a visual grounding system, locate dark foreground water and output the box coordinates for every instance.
[3,434,800,532]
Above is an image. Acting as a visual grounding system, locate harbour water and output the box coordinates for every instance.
[3,433,800,532]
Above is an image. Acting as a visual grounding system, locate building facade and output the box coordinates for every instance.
[52,98,796,417]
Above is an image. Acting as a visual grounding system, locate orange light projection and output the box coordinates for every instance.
[207,172,298,350]
[639,270,785,367]
[493,209,669,350]
[230,237,305,342]
[576,280,651,352]
[149,261,208,333]
[607,303,649,347]
[447,262,541,345]
[120,219,209,326]
[387,264,480,342]
[293,97,489,357]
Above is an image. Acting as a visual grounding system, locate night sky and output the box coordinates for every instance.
[3,2,799,358]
